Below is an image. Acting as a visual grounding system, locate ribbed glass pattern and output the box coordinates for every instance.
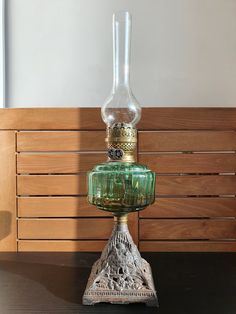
[88,162,155,213]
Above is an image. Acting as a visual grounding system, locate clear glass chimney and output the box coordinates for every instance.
[101,11,141,128]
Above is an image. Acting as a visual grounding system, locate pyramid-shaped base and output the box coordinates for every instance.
[83,222,158,307]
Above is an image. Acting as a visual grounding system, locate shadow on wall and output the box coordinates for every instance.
[0,211,11,241]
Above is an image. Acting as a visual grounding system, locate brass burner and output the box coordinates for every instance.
[106,123,137,163]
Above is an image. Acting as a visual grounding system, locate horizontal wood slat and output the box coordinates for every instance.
[139,131,236,152]
[140,197,236,218]
[140,219,236,240]
[140,108,236,130]
[12,152,231,177]
[139,241,236,252]
[0,108,104,130]
[156,175,236,195]
[17,131,106,152]
[17,174,236,196]
[17,175,87,195]
[18,240,107,252]
[17,153,105,173]
[18,197,112,217]
[20,130,236,152]
[139,153,236,173]
[18,218,113,240]
[2,108,236,130]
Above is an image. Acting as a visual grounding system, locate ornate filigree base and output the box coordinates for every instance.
[83,219,158,307]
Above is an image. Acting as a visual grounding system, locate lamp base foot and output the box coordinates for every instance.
[82,222,158,307]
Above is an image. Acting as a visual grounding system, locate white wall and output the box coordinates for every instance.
[0,0,5,107]
[5,0,236,107]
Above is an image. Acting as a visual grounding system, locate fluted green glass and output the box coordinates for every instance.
[88,162,155,214]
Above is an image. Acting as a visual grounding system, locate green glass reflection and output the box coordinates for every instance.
[88,162,155,213]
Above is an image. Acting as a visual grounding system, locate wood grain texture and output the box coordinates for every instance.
[139,153,236,173]
[156,175,236,195]
[139,219,236,240]
[17,174,236,196]
[139,131,236,152]
[17,131,106,151]
[18,240,107,252]
[17,153,105,173]
[2,107,236,252]
[0,131,17,251]
[128,212,138,245]
[17,197,137,242]
[0,108,104,130]
[140,197,236,218]
[18,218,113,240]
[2,108,236,130]
[139,108,236,130]
[17,197,112,217]
[17,175,87,195]
[139,241,236,252]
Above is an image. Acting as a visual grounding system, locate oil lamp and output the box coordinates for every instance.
[83,11,158,306]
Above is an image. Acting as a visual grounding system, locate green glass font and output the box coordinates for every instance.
[87,162,155,214]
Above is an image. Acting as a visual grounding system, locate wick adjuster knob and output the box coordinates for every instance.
[108,147,124,160]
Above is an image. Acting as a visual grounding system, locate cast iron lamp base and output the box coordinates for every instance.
[83,215,158,307]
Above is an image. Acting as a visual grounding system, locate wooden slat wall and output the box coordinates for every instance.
[0,131,17,251]
[2,108,236,130]
[18,197,112,217]
[15,127,138,252]
[17,131,106,151]
[139,130,236,252]
[1,108,236,252]
[18,218,114,240]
